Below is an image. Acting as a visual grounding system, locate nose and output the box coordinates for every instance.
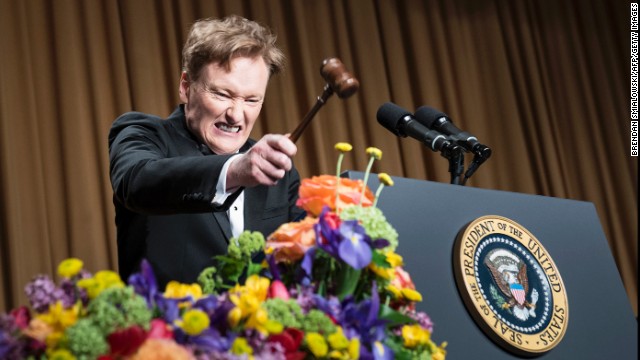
[225,100,244,124]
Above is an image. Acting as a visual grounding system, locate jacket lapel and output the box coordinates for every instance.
[244,186,267,232]
[212,211,232,243]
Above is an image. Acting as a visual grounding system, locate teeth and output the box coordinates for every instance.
[218,124,240,133]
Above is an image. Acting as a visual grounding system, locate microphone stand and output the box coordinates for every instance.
[443,146,465,185]
[461,149,491,185]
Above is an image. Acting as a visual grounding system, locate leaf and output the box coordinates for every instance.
[246,262,263,277]
[371,250,391,267]
[336,265,361,300]
[379,304,416,327]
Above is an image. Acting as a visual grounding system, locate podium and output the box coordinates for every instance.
[345,172,637,359]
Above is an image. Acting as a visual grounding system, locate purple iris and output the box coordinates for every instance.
[358,341,394,360]
[128,259,158,308]
[315,207,341,258]
[153,295,181,324]
[337,221,372,270]
[338,285,387,348]
[314,207,373,270]
[194,296,234,331]
[175,327,233,353]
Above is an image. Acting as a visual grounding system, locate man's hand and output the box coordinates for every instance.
[226,134,297,189]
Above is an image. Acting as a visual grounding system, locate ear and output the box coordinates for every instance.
[179,71,190,103]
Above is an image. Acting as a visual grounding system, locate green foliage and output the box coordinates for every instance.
[263,298,303,328]
[86,287,152,335]
[300,309,337,335]
[65,318,109,359]
[198,230,266,294]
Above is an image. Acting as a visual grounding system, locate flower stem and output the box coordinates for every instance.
[373,184,385,207]
[360,157,375,205]
[336,153,344,207]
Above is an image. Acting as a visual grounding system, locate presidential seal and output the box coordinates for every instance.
[453,215,569,356]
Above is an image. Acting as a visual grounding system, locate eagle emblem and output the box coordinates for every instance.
[484,249,539,321]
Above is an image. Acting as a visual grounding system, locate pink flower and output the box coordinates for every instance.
[147,319,174,340]
[9,306,30,329]
[268,280,290,300]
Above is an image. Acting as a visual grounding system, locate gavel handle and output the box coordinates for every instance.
[289,84,335,143]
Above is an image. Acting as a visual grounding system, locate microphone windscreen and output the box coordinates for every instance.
[376,102,411,136]
[415,106,448,129]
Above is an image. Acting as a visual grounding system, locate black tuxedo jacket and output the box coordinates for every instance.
[108,106,303,288]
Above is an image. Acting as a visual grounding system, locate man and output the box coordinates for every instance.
[108,15,303,288]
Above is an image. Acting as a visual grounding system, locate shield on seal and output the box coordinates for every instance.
[510,283,526,305]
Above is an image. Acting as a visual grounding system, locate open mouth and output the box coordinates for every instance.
[216,123,241,133]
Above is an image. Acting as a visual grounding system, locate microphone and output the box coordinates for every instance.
[377,102,459,155]
[414,106,492,159]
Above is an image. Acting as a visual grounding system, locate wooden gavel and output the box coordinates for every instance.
[289,58,360,143]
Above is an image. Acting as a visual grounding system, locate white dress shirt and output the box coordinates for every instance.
[212,155,244,240]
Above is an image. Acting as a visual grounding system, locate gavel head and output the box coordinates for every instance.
[320,58,360,99]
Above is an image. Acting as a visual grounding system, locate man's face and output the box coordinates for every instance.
[180,56,270,155]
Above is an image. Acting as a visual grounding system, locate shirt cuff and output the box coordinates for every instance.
[212,154,242,205]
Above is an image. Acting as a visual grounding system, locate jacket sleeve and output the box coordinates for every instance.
[109,113,236,214]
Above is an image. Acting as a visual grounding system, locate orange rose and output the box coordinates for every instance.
[296,175,374,217]
[129,338,193,360]
[266,216,318,262]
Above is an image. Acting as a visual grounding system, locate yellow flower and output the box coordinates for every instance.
[231,291,260,315]
[176,309,210,335]
[335,142,353,152]
[164,281,203,307]
[328,327,349,350]
[231,337,254,357]
[371,251,404,279]
[386,285,402,298]
[57,258,83,278]
[366,147,382,160]
[48,348,77,360]
[77,278,102,299]
[429,341,448,360]
[377,173,394,187]
[37,301,81,348]
[348,338,360,359]
[306,332,329,357]
[245,307,268,333]
[37,301,80,330]
[386,252,403,267]
[77,270,124,299]
[45,331,64,350]
[264,319,284,335]
[401,324,431,348]
[228,307,242,327]
[94,270,125,289]
[244,275,270,301]
[369,263,394,279]
[401,288,423,302]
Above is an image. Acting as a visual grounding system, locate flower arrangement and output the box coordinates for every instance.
[0,144,447,360]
